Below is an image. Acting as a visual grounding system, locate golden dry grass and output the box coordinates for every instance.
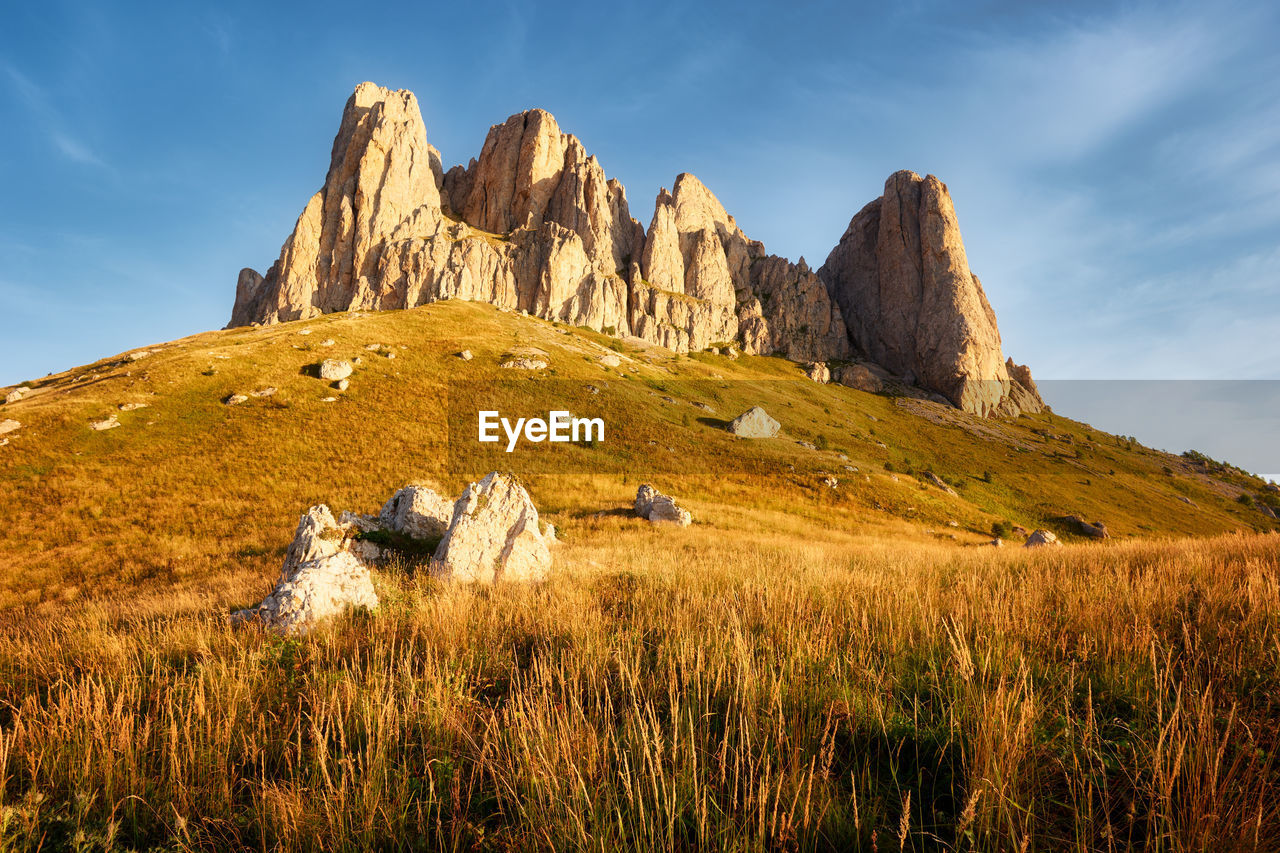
[1,528,1278,850]
[1,302,1278,850]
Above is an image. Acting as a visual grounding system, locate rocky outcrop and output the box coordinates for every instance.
[1024,529,1062,548]
[1002,359,1045,416]
[634,174,849,358]
[728,406,780,438]
[0,419,20,435]
[233,90,638,339]
[921,471,958,496]
[231,505,379,633]
[804,362,830,383]
[233,475,553,631]
[1057,515,1110,540]
[431,472,552,584]
[832,363,885,393]
[634,484,692,526]
[231,84,1040,419]
[229,269,265,327]
[819,171,1042,416]
[233,83,441,325]
[379,485,452,540]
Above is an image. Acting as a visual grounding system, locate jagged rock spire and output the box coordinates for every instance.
[231,84,1040,417]
[819,171,1042,416]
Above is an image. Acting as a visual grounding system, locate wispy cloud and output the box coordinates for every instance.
[3,62,110,171]
[50,131,106,167]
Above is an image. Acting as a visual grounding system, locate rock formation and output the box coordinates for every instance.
[234,475,553,631]
[231,83,1043,418]
[818,171,1044,417]
[728,406,781,438]
[232,505,380,633]
[634,484,692,526]
[430,472,552,584]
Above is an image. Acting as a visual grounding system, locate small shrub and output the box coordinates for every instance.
[991,520,1013,539]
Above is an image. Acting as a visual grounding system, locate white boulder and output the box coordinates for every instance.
[379,485,453,540]
[634,484,691,526]
[232,505,378,633]
[319,359,353,381]
[1024,529,1062,548]
[431,472,551,583]
[728,406,780,438]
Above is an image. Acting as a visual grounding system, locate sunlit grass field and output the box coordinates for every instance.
[0,301,1277,850]
[2,530,1277,850]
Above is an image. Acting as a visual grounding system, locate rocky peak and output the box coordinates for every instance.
[459,109,567,234]
[231,82,440,326]
[819,170,1040,416]
[637,173,848,359]
[229,83,1039,419]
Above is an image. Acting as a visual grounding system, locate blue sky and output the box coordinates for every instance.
[2,1,1279,470]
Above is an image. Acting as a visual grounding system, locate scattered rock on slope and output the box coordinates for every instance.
[501,357,548,370]
[921,471,958,496]
[5,388,28,404]
[831,363,885,394]
[634,484,692,526]
[1024,530,1061,548]
[319,360,353,381]
[0,419,20,435]
[431,472,552,583]
[231,506,379,633]
[89,415,120,431]
[379,485,452,540]
[1057,515,1109,539]
[804,362,830,383]
[728,406,780,438]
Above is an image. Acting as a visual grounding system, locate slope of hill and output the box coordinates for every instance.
[1,303,1279,850]
[0,301,1273,611]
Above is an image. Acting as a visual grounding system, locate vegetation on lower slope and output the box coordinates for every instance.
[0,532,1277,850]
[0,301,1278,850]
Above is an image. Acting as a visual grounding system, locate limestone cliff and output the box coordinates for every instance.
[232,84,1041,417]
[818,171,1043,416]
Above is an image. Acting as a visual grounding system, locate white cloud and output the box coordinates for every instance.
[4,62,111,170]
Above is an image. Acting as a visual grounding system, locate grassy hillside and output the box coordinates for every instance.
[0,301,1272,610]
[0,302,1278,850]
